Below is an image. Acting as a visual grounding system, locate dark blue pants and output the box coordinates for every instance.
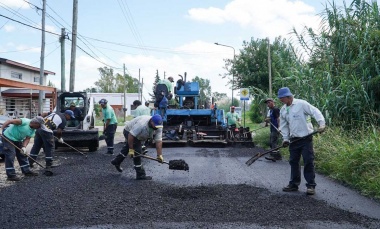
[2,137,31,177]
[29,129,54,165]
[120,129,143,166]
[288,136,316,188]
[105,124,117,153]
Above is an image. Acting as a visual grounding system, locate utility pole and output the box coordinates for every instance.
[38,0,46,114]
[69,0,78,92]
[268,38,272,97]
[214,42,235,106]
[123,64,126,122]
[141,78,144,102]
[60,28,66,92]
[138,69,141,101]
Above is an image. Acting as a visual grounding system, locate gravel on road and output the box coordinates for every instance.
[0,138,379,229]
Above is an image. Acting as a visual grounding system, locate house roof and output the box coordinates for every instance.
[0,78,56,92]
[0,58,55,75]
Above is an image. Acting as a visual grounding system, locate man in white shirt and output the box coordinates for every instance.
[278,87,325,195]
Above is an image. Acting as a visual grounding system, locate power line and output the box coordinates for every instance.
[67,37,121,70]
[117,0,149,56]
[0,2,26,30]
[0,14,60,36]
[0,41,57,53]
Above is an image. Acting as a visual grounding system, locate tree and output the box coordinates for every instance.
[222,37,299,94]
[212,92,227,103]
[191,76,211,107]
[85,87,97,93]
[114,73,139,93]
[94,67,115,93]
[94,67,139,93]
[149,69,161,101]
[47,80,56,88]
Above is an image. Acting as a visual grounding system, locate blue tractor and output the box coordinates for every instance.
[153,73,253,146]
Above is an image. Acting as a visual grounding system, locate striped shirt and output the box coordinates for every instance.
[279,98,325,141]
[124,115,162,142]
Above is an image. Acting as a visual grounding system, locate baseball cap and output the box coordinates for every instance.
[98,99,107,105]
[70,102,76,107]
[278,87,293,98]
[31,116,49,131]
[151,114,163,128]
[64,110,76,119]
[264,98,274,103]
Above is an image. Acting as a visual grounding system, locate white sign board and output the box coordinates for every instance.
[240,88,249,100]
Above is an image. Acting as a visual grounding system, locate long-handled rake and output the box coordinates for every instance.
[245,131,319,166]
[54,136,87,158]
[134,152,189,171]
[0,135,53,176]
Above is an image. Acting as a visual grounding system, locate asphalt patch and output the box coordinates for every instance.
[0,142,379,229]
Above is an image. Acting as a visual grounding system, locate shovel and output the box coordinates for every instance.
[134,152,189,171]
[0,135,53,176]
[53,136,87,158]
[245,131,319,166]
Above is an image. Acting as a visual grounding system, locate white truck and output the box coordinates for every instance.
[53,92,99,152]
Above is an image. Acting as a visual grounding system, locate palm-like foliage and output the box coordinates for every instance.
[286,0,380,126]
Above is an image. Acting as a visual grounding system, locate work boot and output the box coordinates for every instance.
[24,171,39,176]
[111,154,125,172]
[46,161,56,169]
[306,187,315,195]
[135,167,152,180]
[106,150,114,155]
[282,184,298,192]
[7,175,23,181]
[265,151,282,162]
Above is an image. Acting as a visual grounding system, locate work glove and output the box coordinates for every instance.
[128,149,135,158]
[318,125,326,133]
[157,155,164,163]
[21,147,28,155]
[282,141,290,147]
[58,138,64,144]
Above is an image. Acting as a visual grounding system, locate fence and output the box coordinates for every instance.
[0,96,53,119]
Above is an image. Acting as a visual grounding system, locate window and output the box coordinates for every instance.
[11,71,22,80]
[34,77,40,82]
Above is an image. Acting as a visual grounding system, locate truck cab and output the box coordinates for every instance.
[54,92,99,152]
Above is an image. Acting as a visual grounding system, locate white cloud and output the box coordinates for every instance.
[3,25,15,32]
[187,0,321,39]
[0,0,29,8]
[66,41,233,101]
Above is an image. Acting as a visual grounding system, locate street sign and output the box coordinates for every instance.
[240,88,249,100]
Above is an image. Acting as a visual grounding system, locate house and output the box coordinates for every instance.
[0,58,56,118]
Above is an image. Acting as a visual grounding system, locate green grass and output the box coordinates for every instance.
[244,114,380,200]
[314,127,380,199]
[95,116,134,126]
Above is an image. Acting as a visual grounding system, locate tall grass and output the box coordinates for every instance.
[314,127,380,199]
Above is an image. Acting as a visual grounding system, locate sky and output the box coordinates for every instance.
[0,0,361,102]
